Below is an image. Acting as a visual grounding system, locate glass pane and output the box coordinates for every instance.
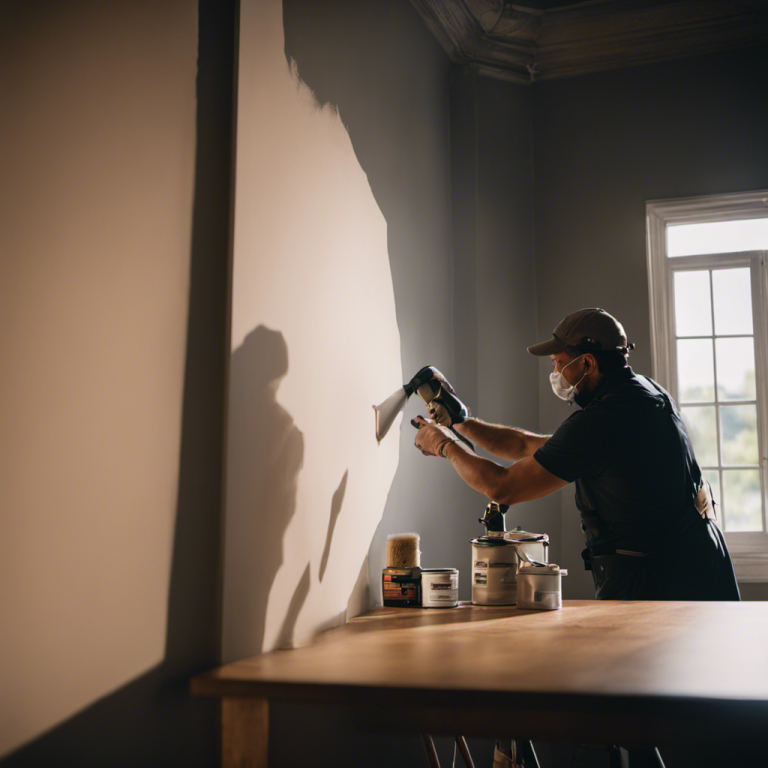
[677,339,715,402]
[680,406,718,466]
[667,218,768,257]
[712,268,753,335]
[715,337,756,401]
[702,470,721,514]
[673,270,712,336]
[722,469,763,532]
[720,404,759,465]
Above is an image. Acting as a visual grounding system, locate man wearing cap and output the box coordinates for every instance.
[413,308,739,601]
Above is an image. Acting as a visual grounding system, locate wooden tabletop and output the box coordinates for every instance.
[191,601,768,747]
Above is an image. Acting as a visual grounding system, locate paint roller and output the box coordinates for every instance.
[373,365,473,449]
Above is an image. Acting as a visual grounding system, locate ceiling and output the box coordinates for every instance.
[410,0,768,82]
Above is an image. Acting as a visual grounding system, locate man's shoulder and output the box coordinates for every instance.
[550,405,603,439]
[597,372,668,407]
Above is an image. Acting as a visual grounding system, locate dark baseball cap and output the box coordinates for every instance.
[528,308,630,356]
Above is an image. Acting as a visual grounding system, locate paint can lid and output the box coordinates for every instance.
[502,530,548,542]
[382,566,422,576]
[470,536,513,547]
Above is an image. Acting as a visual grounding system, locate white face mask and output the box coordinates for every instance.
[550,355,588,403]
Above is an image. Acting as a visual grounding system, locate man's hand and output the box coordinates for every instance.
[426,371,469,427]
[412,415,458,457]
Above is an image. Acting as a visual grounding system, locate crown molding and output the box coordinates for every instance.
[411,0,768,82]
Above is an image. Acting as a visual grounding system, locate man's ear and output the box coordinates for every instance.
[584,353,597,372]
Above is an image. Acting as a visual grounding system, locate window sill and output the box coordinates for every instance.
[727,532,768,582]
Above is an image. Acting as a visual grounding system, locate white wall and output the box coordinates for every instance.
[0,0,198,757]
[221,0,402,660]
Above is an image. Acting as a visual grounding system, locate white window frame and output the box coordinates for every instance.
[646,190,768,582]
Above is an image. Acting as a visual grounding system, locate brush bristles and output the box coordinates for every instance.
[386,533,421,568]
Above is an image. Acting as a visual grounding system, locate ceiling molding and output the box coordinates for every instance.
[410,0,768,82]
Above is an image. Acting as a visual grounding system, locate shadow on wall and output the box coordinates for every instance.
[224,325,308,656]
[320,469,348,581]
[280,0,474,608]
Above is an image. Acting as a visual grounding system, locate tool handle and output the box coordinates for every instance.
[451,426,474,452]
[411,418,475,452]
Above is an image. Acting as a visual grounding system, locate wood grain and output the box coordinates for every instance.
[222,697,268,768]
[193,602,768,748]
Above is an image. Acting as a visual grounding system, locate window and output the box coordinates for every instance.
[646,191,768,581]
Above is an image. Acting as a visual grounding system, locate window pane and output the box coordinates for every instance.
[673,270,712,336]
[677,339,715,402]
[720,404,759,465]
[681,406,718,466]
[712,268,753,335]
[667,218,768,257]
[716,337,756,401]
[702,470,721,514]
[722,469,763,531]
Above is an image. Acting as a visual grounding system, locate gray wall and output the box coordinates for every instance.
[451,68,563,563]
[274,2,553,766]
[274,3,495,765]
[282,0,515,607]
[532,44,768,597]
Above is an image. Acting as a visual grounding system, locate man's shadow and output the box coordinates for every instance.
[223,325,306,658]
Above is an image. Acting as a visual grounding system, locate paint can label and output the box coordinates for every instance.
[533,590,561,609]
[382,568,422,607]
[383,585,417,599]
[421,571,459,608]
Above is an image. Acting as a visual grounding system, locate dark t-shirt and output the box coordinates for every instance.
[534,366,739,600]
[534,366,700,551]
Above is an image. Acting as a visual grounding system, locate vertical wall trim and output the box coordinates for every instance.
[216,0,241,666]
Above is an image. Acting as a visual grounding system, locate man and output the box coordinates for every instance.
[414,308,739,600]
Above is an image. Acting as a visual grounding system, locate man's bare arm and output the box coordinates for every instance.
[441,440,568,504]
[411,417,567,504]
[454,417,551,461]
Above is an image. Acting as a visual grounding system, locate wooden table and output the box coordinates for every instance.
[191,601,768,767]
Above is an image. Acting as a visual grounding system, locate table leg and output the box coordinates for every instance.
[422,734,441,768]
[222,697,269,768]
[456,736,475,768]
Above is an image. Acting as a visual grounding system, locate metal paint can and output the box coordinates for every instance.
[420,568,459,608]
[382,566,422,607]
[471,530,549,606]
[516,563,567,610]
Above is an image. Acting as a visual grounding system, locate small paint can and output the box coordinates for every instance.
[516,563,567,611]
[420,568,459,608]
[382,566,422,607]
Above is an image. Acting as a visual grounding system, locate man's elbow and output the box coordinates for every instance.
[482,460,563,505]
[482,473,520,506]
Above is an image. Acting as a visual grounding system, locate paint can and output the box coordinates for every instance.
[471,529,548,605]
[420,568,459,608]
[516,562,567,610]
[382,566,422,607]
